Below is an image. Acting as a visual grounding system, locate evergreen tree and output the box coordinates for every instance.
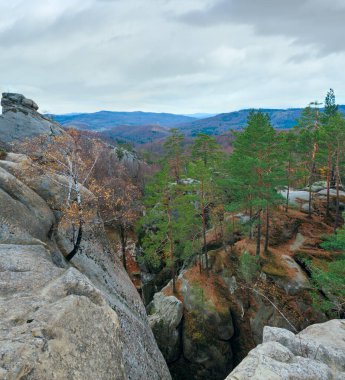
[192,133,221,167]
[189,135,224,273]
[296,102,322,217]
[139,165,198,293]
[307,221,345,317]
[323,88,338,120]
[225,111,283,255]
[320,89,339,217]
[164,128,185,182]
[327,113,345,231]
[279,131,302,212]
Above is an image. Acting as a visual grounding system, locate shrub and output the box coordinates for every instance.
[239,251,260,283]
[0,148,6,160]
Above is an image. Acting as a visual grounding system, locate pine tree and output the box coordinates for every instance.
[279,131,302,212]
[320,89,339,217]
[192,133,221,167]
[164,128,185,182]
[296,102,322,217]
[189,134,223,273]
[307,221,345,317]
[226,111,283,255]
[323,88,338,120]
[139,165,198,293]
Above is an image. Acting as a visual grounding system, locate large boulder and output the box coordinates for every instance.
[226,320,345,380]
[148,292,183,363]
[0,244,126,380]
[0,165,55,244]
[0,93,64,143]
[0,155,171,380]
[180,275,233,379]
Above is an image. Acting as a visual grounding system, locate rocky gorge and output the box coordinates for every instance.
[144,188,345,379]
[0,93,170,379]
[0,93,344,380]
[0,150,171,379]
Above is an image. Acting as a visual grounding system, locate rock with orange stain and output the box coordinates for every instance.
[226,320,345,380]
[148,292,183,363]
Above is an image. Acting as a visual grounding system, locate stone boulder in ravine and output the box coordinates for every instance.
[148,270,234,380]
[0,154,171,380]
[148,292,183,363]
[0,93,64,143]
[225,319,345,380]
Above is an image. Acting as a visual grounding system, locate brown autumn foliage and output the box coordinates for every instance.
[17,129,103,260]
[17,128,146,268]
[90,159,143,271]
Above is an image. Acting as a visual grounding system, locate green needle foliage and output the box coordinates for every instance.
[305,224,345,317]
[191,133,222,167]
[138,165,198,292]
[137,89,345,298]
[224,110,284,255]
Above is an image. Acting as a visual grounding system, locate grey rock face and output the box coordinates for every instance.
[148,292,184,363]
[278,255,310,295]
[1,93,38,112]
[318,188,345,197]
[0,165,55,244]
[0,93,64,143]
[226,320,345,380]
[0,154,171,380]
[181,276,233,378]
[0,244,126,380]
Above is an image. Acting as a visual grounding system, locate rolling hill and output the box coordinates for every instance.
[48,111,196,131]
[48,105,345,144]
[177,105,345,136]
[99,124,170,145]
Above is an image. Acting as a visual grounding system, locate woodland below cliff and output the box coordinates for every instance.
[0,90,345,380]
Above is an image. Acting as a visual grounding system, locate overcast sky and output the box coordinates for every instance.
[0,0,344,114]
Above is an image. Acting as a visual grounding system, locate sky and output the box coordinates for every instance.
[0,0,345,114]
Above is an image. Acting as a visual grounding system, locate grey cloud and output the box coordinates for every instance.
[177,0,345,55]
[0,0,344,113]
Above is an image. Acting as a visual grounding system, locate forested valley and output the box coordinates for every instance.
[2,89,343,379]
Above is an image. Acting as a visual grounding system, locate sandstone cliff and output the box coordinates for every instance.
[0,153,171,380]
[145,206,334,379]
[225,319,345,380]
[0,93,64,143]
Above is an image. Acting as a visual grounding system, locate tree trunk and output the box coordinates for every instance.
[326,151,332,217]
[308,173,313,219]
[308,143,318,218]
[331,165,336,188]
[334,148,340,233]
[167,203,176,293]
[285,161,290,213]
[249,205,253,239]
[220,219,228,254]
[66,220,83,261]
[119,225,127,271]
[256,209,261,257]
[264,205,269,254]
[199,250,202,274]
[201,179,209,275]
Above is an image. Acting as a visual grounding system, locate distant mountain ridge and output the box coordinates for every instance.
[48,105,345,144]
[48,110,196,131]
[178,105,345,136]
[99,124,170,145]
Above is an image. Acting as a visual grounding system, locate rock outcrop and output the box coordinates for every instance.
[0,153,171,379]
[0,244,126,380]
[148,270,234,380]
[0,93,64,143]
[148,292,183,363]
[226,319,345,380]
[146,232,326,380]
